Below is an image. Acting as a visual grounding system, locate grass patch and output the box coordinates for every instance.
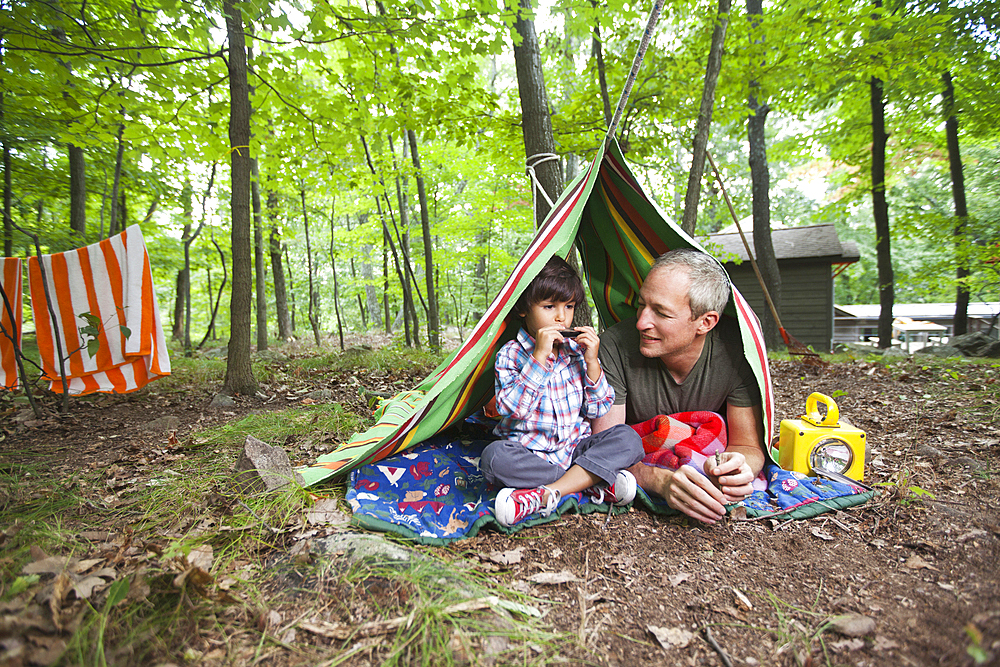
[190,403,368,450]
[308,345,445,375]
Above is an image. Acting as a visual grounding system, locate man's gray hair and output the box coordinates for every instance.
[650,249,731,319]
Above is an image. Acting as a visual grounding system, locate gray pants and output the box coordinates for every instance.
[480,424,643,489]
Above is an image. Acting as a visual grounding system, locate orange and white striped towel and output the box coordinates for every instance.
[0,258,22,390]
[27,225,170,395]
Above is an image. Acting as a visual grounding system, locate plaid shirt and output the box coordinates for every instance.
[493,327,614,469]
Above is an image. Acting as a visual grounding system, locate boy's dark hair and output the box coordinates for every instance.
[513,256,586,316]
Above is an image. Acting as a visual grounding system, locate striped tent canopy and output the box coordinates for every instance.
[298,138,774,488]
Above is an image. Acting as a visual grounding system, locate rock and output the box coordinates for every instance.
[310,532,420,566]
[950,332,995,357]
[882,347,908,358]
[232,436,303,494]
[951,456,985,473]
[914,444,944,458]
[140,416,181,433]
[210,393,236,408]
[915,344,962,358]
[981,340,1000,358]
[305,389,333,400]
[829,613,876,637]
[835,342,881,355]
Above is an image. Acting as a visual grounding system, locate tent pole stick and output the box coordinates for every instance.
[605,0,666,148]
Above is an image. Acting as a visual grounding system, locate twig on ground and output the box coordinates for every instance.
[701,625,734,667]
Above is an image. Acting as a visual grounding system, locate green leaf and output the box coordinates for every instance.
[87,339,100,359]
[105,577,130,609]
[119,325,132,339]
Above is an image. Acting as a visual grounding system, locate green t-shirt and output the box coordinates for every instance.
[598,316,759,425]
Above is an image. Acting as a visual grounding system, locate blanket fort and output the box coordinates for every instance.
[297,139,774,488]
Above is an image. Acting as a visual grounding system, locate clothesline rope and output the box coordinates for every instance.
[525,152,559,219]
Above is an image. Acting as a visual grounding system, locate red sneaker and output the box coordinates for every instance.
[584,470,637,507]
[494,486,560,527]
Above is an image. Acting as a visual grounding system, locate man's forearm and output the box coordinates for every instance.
[591,403,625,433]
[726,403,767,476]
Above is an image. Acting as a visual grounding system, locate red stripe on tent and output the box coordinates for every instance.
[733,293,774,437]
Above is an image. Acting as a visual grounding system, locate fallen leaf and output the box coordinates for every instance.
[27,635,67,666]
[23,557,74,576]
[527,570,580,585]
[811,528,836,541]
[668,572,691,587]
[733,587,753,611]
[187,545,213,572]
[831,638,865,652]
[828,613,876,637]
[488,548,524,566]
[647,625,694,649]
[72,576,108,599]
[70,558,104,574]
[903,555,938,571]
[937,581,955,591]
[306,498,349,526]
[873,635,900,651]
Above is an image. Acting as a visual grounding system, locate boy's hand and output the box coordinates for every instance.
[532,325,564,364]
[568,326,602,381]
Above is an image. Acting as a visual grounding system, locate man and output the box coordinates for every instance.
[592,248,767,524]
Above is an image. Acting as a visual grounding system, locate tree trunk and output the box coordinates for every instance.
[301,188,322,347]
[408,129,439,349]
[746,0,781,350]
[172,180,193,342]
[251,158,268,350]
[590,1,613,127]
[1,83,11,256]
[68,144,87,242]
[943,71,970,337]
[3,138,12,257]
[681,0,730,237]
[347,215,369,329]
[185,166,215,352]
[285,244,296,332]
[222,0,257,395]
[330,203,344,351]
[510,0,564,226]
[267,189,292,340]
[382,233,391,334]
[200,235,228,349]
[871,72,894,349]
[206,268,214,340]
[108,122,125,239]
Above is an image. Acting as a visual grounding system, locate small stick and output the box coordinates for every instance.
[701,625,734,667]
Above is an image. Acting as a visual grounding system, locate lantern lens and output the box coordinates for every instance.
[810,438,853,474]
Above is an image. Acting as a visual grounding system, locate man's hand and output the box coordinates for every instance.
[663,466,728,524]
[704,451,754,504]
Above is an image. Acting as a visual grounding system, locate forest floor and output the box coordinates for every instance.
[1,335,999,667]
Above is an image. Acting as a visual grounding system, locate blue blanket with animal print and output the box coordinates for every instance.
[345,433,875,545]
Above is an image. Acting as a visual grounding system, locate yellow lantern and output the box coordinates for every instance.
[778,392,867,482]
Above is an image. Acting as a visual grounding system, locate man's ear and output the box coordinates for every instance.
[696,311,720,335]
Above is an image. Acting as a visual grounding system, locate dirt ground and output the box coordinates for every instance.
[1,343,999,667]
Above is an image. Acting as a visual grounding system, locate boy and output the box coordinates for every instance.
[481,256,644,527]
